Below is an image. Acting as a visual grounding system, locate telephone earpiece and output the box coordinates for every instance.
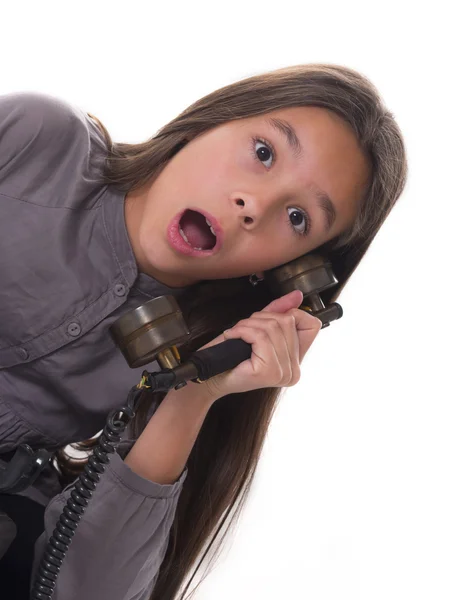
[264,253,343,327]
[110,254,343,384]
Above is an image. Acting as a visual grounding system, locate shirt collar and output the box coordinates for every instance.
[101,186,188,299]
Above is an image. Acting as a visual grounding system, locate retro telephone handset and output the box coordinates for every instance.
[111,253,343,381]
[24,253,342,599]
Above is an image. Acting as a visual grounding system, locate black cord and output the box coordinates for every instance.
[30,385,144,600]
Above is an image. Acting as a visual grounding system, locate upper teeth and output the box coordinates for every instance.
[205,219,216,236]
[179,227,190,244]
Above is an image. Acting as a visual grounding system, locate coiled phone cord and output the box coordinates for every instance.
[30,383,145,600]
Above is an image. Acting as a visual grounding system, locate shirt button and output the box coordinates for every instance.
[114,284,127,297]
[18,347,29,360]
[67,322,81,337]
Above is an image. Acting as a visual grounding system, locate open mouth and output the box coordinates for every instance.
[178,209,217,250]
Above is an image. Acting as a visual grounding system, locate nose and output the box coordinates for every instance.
[232,193,271,229]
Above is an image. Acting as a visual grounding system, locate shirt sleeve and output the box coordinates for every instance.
[32,450,187,600]
[0,91,106,205]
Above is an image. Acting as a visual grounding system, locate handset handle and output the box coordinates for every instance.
[188,338,252,381]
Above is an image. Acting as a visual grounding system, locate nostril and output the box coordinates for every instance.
[236,199,245,206]
[244,216,253,224]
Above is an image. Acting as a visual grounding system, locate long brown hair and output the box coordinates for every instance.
[77,64,407,599]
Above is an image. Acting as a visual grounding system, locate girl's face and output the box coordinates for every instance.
[125,106,371,287]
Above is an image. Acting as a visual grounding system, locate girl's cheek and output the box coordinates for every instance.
[232,149,259,176]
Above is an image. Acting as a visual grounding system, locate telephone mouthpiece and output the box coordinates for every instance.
[313,302,343,328]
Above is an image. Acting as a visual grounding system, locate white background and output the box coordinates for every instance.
[2,1,449,598]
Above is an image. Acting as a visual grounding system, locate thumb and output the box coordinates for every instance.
[261,289,304,314]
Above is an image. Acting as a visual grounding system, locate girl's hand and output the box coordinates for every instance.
[196,289,322,403]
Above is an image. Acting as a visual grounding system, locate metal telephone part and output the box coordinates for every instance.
[110,253,343,373]
[110,295,190,370]
[264,253,343,328]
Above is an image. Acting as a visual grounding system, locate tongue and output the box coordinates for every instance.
[179,210,216,250]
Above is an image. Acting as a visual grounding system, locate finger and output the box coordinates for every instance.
[285,308,322,363]
[223,323,285,384]
[225,313,298,385]
[255,310,321,363]
[261,290,303,314]
[238,313,299,384]
[249,309,320,363]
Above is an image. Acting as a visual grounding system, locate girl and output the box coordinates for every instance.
[0,64,406,599]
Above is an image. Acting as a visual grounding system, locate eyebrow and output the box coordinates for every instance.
[266,117,337,233]
[314,188,337,232]
[267,117,302,159]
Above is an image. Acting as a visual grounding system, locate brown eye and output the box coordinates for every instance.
[287,207,309,235]
[255,140,274,168]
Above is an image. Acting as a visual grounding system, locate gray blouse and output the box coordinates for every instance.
[0,91,189,599]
